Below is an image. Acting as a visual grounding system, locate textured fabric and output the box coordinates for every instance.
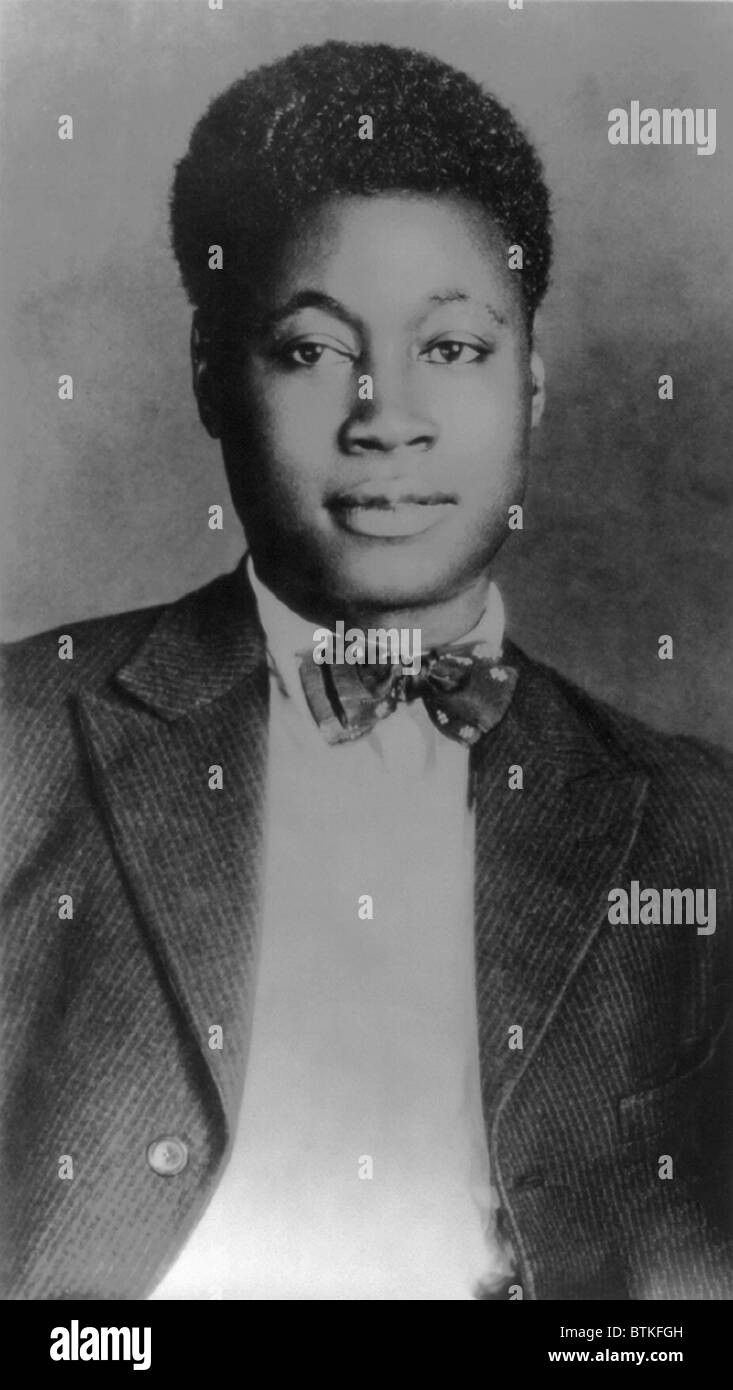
[298,638,518,748]
[150,564,513,1300]
[1,556,732,1300]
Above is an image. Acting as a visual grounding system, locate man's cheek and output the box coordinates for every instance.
[442,392,520,451]
[457,460,524,543]
[268,456,327,529]
[272,374,345,424]
[299,397,347,452]
[452,435,522,498]
[263,402,332,470]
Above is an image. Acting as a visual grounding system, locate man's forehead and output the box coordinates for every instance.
[257,192,519,323]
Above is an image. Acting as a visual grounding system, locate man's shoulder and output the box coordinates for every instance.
[514,639,733,867]
[0,566,242,711]
[510,641,733,830]
[1,604,161,700]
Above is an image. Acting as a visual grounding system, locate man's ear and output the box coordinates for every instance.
[191,310,222,440]
[529,348,546,428]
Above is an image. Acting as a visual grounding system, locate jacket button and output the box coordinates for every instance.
[147,1136,188,1176]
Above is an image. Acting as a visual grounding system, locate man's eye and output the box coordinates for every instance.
[279,341,354,367]
[421,340,489,365]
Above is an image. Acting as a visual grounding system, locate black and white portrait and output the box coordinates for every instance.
[1,0,731,1307]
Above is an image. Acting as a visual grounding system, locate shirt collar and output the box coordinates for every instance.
[246,553,507,702]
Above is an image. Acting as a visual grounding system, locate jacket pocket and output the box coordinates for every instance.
[618,1019,728,1147]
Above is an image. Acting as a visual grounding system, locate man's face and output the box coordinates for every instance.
[207,192,544,623]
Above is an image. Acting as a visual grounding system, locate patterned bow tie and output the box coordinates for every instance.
[298,640,518,747]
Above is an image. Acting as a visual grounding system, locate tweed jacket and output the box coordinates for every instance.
[1,559,731,1301]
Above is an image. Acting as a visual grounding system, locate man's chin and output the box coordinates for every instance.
[320,557,468,618]
[248,531,494,622]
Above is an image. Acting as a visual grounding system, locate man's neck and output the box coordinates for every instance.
[335,579,493,651]
[251,567,494,651]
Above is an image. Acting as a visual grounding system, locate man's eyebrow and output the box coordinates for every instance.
[250,287,508,334]
[257,290,363,332]
[426,288,508,327]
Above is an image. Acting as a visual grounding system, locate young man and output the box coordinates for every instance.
[1,41,731,1301]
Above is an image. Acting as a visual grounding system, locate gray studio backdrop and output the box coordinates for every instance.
[1,0,731,747]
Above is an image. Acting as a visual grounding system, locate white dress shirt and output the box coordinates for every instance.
[150,560,513,1300]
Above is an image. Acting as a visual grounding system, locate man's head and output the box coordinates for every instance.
[170,41,552,634]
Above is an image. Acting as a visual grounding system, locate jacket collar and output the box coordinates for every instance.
[113,557,266,719]
[110,558,625,767]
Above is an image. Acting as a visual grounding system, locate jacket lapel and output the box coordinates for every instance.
[472,643,650,1121]
[77,562,270,1132]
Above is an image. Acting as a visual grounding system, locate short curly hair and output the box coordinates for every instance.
[170,40,552,330]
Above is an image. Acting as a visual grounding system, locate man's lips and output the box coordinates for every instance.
[328,482,457,538]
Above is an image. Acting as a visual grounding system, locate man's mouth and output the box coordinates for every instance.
[328,483,457,539]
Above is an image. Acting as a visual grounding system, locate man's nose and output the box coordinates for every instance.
[339,366,437,454]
